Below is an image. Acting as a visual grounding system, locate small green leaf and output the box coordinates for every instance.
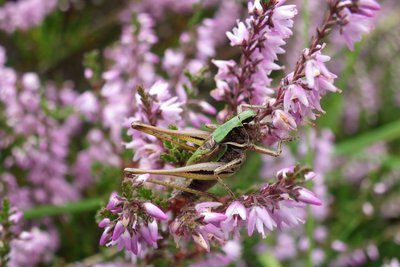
[137,187,153,200]
[160,154,177,163]
[163,140,173,150]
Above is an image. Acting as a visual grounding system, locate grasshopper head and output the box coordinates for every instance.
[131,121,143,129]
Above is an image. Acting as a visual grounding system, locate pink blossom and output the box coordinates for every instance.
[226,22,249,46]
[0,0,57,33]
[99,195,165,255]
[338,0,381,50]
[222,201,247,234]
[247,206,277,238]
[143,202,168,220]
[9,228,58,267]
[296,187,322,206]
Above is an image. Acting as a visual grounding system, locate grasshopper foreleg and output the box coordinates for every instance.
[213,156,246,198]
[248,141,282,157]
[215,175,236,198]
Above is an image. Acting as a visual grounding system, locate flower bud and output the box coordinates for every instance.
[143,202,167,220]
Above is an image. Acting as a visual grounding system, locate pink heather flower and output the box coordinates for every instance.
[212,59,236,81]
[198,101,217,115]
[148,81,169,100]
[112,220,125,241]
[162,49,185,72]
[304,171,316,181]
[22,73,40,91]
[338,0,381,50]
[226,22,249,46]
[269,45,339,137]
[196,223,226,252]
[358,0,381,15]
[106,192,123,214]
[98,218,111,228]
[211,80,230,101]
[0,0,57,33]
[304,50,332,87]
[332,240,348,252]
[272,109,297,132]
[74,91,100,121]
[247,205,277,238]
[136,81,183,127]
[212,0,298,117]
[273,4,297,36]
[276,165,296,178]
[276,200,306,228]
[99,195,166,255]
[8,208,23,224]
[195,202,227,223]
[222,201,247,234]
[312,248,326,266]
[382,259,400,267]
[84,68,93,79]
[296,187,322,206]
[248,0,263,15]
[9,228,57,267]
[190,239,242,267]
[170,203,228,252]
[269,233,297,260]
[341,12,372,50]
[284,84,309,113]
[143,202,168,220]
[366,243,379,260]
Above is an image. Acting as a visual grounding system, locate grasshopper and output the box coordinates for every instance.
[124,105,283,198]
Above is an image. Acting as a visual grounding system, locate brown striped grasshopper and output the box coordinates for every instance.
[124,105,284,198]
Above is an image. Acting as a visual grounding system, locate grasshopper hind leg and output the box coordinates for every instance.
[125,174,218,200]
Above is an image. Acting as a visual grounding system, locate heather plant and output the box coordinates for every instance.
[0,0,399,266]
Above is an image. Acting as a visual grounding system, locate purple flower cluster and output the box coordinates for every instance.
[0,55,82,207]
[99,168,320,256]
[125,81,184,170]
[0,203,58,267]
[338,0,381,50]
[167,167,320,252]
[0,0,57,33]
[263,44,340,145]
[330,243,379,267]
[100,13,159,146]
[9,228,58,267]
[99,193,167,256]
[190,239,242,267]
[212,0,297,119]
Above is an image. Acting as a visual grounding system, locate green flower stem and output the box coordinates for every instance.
[335,120,400,155]
[23,197,105,220]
